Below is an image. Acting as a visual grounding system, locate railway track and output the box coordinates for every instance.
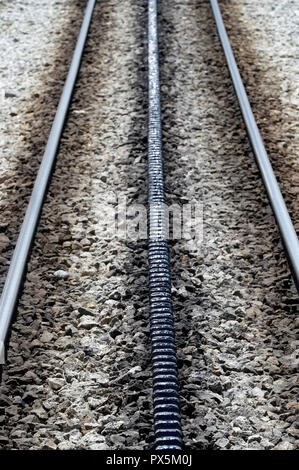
[0,0,298,451]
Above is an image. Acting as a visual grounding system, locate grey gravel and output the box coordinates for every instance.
[53,270,69,280]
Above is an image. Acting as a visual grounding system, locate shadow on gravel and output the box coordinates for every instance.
[121,0,155,449]
[157,1,207,450]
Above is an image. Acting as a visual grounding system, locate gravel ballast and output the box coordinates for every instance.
[0,0,298,450]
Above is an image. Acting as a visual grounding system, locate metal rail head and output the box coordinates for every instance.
[148,0,182,450]
[210,0,299,293]
[0,0,96,365]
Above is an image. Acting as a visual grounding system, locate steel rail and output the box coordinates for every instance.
[210,0,299,292]
[0,0,96,364]
[147,0,182,450]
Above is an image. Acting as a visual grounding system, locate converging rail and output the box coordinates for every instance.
[210,0,299,292]
[147,0,182,450]
[0,0,96,364]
